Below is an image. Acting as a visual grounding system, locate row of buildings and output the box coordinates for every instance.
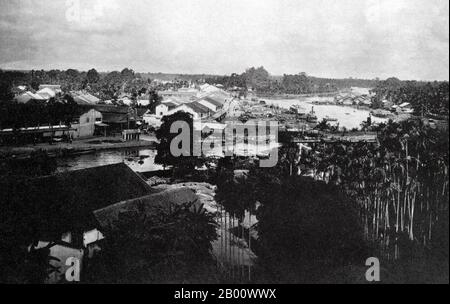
[15,85,63,103]
[144,85,234,127]
[4,83,235,142]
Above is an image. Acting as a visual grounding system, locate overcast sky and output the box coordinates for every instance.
[0,0,448,80]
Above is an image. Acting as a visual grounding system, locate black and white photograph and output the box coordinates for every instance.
[0,0,448,289]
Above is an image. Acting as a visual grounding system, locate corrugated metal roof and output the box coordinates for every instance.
[185,101,212,114]
[201,97,223,107]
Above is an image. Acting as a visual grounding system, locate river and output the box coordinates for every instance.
[265,97,387,129]
[56,148,164,173]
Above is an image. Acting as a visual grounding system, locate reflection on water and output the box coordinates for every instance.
[56,149,164,173]
[265,98,387,129]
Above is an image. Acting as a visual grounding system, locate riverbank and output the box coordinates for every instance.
[0,135,158,159]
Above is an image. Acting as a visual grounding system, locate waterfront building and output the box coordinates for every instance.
[70,108,103,139]
[94,105,139,133]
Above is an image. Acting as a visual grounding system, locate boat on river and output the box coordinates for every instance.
[306,107,318,123]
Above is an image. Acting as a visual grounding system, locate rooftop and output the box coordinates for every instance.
[0,163,153,240]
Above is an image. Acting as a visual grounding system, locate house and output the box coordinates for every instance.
[70,108,103,139]
[15,91,47,104]
[341,96,354,106]
[94,105,138,133]
[71,92,101,105]
[198,84,221,96]
[355,95,372,106]
[397,102,414,114]
[137,95,150,107]
[167,101,212,120]
[94,188,199,229]
[120,97,133,106]
[36,87,57,100]
[198,97,223,112]
[39,84,62,94]
[158,88,198,99]
[1,163,154,284]
[0,125,73,145]
[155,102,178,118]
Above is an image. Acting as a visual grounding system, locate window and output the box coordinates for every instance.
[86,117,90,123]
[62,232,72,244]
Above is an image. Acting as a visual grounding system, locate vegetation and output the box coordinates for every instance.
[371,77,449,116]
[0,95,79,130]
[155,111,207,177]
[215,159,368,283]
[215,118,448,283]
[206,67,379,95]
[0,151,58,283]
[301,119,449,264]
[85,201,218,283]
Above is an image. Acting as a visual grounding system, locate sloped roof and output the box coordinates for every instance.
[15,91,46,103]
[94,188,198,229]
[37,88,56,98]
[201,97,223,107]
[160,101,178,108]
[184,101,212,114]
[94,105,130,114]
[102,113,129,124]
[72,92,100,105]
[39,84,62,92]
[0,163,153,240]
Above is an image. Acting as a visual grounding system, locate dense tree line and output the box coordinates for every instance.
[0,68,153,102]
[0,95,79,130]
[214,118,448,283]
[206,67,378,95]
[371,77,449,116]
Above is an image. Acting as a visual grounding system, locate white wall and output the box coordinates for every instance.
[198,100,218,112]
[71,109,102,139]
[156,104,170,118]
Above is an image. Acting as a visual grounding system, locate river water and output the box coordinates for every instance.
[265,97,387,129]
[56,148,164,173]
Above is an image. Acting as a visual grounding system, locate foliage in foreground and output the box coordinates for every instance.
[85,201,218,283]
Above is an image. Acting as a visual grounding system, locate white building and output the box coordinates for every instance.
[198,97,223,112]
[71,108,103,139]
[167,101,212,120]
[36,87,57,100]
[155,102,178,118]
